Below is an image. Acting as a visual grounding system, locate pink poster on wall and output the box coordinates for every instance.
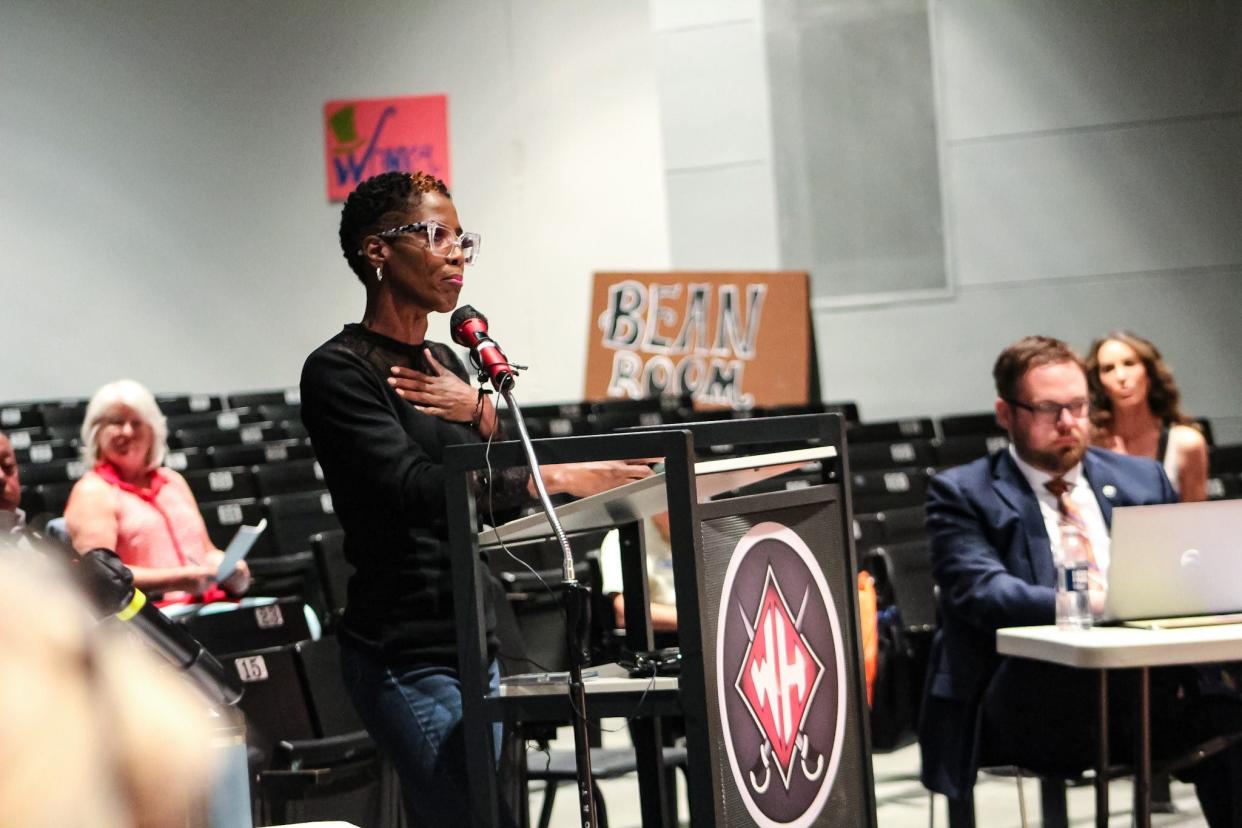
[323,94,450,202]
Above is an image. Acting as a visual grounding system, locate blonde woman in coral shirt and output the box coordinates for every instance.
[65,379,251,600]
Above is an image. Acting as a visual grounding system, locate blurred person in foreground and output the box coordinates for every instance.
[1087,330,1209,502]
[0,551,216,828]
[919,335,1242,826]
[64,379,250,603]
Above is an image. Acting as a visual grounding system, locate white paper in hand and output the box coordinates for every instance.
[216,518,267,581]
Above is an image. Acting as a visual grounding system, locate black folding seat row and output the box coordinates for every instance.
[177,596,313,656]
[37,401,88,428]
[165,407,263,433]
[254,459,325,497]
[849,467,933,513]
[854,505,927,548]
[184,466,258,505]
[227,388,301,409]
[258,403,302,424]
[0,403,42,431]
[200,497,273,558]
[847,438,937,471]
[14,440,77,465]
[265,490,341,557]
[934,434,1009,468]
[938,412,1004,438]
[209,439,314,468]
[174,422,285,450]
[156,393,223,416]
[163,447,213,472]
[847,417,936,444]
[20,457,88,487]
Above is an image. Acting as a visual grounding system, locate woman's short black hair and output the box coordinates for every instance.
[339,171,451,283]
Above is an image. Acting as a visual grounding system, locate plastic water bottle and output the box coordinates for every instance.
[1056,524,1093,630]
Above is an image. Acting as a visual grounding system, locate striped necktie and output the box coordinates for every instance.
[1044,476,1103,590]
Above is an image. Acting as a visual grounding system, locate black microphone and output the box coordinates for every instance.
[450,304,516,392]
[75,549,243,707]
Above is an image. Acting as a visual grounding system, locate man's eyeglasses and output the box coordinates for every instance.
[1005,398,1089,422]
[367,221,481,264]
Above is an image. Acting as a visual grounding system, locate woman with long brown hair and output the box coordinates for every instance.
[1086,331,1208,501]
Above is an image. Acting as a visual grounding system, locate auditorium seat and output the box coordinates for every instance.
[178,597,313,656]
[14,439,77,465]
[19,457,87,487]
[848,438,937,471]
[935,434,1009,468]
[864,539,936,632]
[36,401,87,429]
[256,402,302,424]
[849,467,933,513]
[938,412,1004,438]
[247,553,329,621]
[0,402,42,432]
[163,447,213,472]
[231,636,401,827]
[22,481,75,519]
[173,422,282,450]
[254,459,326,497]
[200,498,274,558]
[209,439,314,468]
[854,505,927,548]
[156,393,223,416]
[227,388,301,409]
[165,408,263,433]
[264,490,341,557]
[848,417,936,444]
[184,466,258,505]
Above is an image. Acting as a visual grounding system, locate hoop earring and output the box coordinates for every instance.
[375,264,384,283]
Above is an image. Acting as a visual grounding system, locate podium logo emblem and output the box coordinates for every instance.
[717,522,846,827]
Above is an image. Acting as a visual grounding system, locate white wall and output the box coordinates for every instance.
[1,0,669,403]
[820,0,1242,441]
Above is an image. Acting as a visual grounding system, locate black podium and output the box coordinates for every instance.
[446,414,877,827]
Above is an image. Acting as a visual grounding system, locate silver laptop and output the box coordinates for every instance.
[1102,500,1242,627]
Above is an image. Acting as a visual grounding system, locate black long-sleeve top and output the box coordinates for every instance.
[300,324,529,666]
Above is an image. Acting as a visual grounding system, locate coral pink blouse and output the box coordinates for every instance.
[92,462,213,571]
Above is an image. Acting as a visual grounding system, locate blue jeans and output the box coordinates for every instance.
[339,642,502,825]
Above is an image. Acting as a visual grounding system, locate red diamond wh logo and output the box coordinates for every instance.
[735,565,826,791]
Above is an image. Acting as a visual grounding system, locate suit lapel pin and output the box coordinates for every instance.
[1102,484,1117,500]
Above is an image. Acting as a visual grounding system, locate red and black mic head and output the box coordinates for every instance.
[450,305,515,392]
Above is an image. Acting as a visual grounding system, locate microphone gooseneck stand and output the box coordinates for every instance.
[452,305,597,827]
[500,386,599,828]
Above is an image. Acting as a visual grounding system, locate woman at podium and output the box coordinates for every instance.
[300,170,651,823]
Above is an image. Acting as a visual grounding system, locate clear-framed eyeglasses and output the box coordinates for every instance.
[370,220,481,264]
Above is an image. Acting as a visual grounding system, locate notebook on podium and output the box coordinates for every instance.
[1102,500,1242,628]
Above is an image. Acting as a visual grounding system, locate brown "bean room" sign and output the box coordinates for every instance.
[583,271,812,409]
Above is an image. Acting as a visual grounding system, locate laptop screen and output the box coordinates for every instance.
[1101,500,1242,623]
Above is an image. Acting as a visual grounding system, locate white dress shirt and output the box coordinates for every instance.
[1008,446,1111,586]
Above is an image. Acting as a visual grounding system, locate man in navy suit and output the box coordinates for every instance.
[919,336,1242,826]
